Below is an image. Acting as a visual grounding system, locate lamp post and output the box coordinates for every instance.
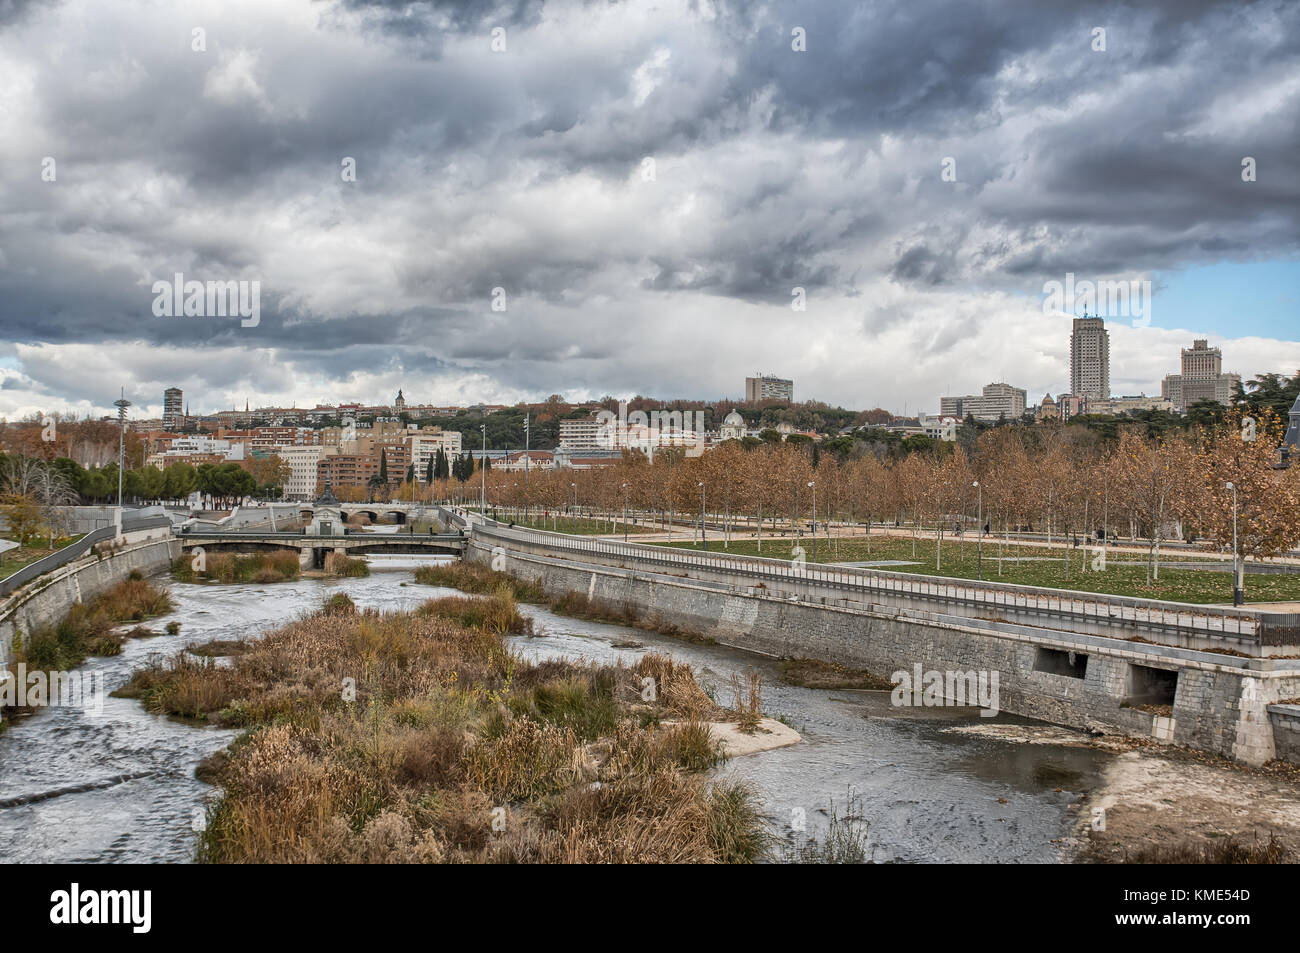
[570,482,577,516]
[697,481,706,551]
[1227,480,1241,606]
[113,388,131,511]
[973,480,982,580]
[621,482,629,542]
[807,481,816,562]
[479,424,486,517]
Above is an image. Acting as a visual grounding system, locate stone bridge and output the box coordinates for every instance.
[293,503,432,525]
[179,530,465,569]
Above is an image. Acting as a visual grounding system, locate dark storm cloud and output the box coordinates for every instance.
[0,0,1297,416]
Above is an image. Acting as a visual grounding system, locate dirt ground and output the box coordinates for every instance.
[946,723,1300,862]
[1078,746,1300,862]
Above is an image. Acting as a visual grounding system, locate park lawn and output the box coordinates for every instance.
[649,535,1300,605]
[0,534,85,581]
[501,515,655,536]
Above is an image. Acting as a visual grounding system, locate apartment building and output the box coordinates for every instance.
[938,382,1027,422]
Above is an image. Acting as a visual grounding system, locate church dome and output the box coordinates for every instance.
[723,411,744,426]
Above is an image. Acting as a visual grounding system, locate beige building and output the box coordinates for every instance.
[744,374,794,403]
[1070,316,1110,399]
[1089,394,1173,416]
[1161,339,1240,412]
[939,382,1026,421]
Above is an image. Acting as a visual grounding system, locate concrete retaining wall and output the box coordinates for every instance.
[469,539,1300,766]
[0,536,180,668]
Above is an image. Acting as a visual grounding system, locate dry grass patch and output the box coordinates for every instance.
[121,596,768,863]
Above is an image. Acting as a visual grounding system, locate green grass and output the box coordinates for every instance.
[650,535,1300,605]
[494,515,654,536]
[0,534,85,579]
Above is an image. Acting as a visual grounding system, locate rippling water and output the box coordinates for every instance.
[0,556,1111,863]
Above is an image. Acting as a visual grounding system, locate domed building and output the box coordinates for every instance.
[1036,393,1059,422]
[719,410,747,441]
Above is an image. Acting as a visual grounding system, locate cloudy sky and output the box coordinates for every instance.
[1,0,1297,421]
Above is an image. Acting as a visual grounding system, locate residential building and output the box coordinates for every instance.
[279,446,337,501]
[1070,315,1110,400]
[559,416,607,451]
[163,387,183,431]
[938,382,1026,422]
[317,453,378,493]
[744,374,794,403]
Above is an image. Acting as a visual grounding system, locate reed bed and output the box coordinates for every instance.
[118,591,768,863]
[173,551,301,584]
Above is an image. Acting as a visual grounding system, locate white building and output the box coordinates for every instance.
[407,429,464,479]
[938,382,1026,422]
[279,446,338,501]
[559,417,607,450]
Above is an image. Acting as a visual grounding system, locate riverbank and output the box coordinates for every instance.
[947,721,1300,862]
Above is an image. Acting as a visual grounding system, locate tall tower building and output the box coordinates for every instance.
[163,387,183,431]
[1069,315,1110,400]
[1161,339,1240,412]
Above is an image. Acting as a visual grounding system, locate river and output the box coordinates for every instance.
[0,556,1110,863]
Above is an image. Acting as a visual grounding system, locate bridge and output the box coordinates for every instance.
[291,503,433,525]
[178,529,465,569]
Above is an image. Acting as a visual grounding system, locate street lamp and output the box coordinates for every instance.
[697,481,706,550]
[1227,480,1241,606]
[479,424,486,518]
[621,482,629,542]
[570,482,577,516]
[807,481,816,562]
[973,480,982,580]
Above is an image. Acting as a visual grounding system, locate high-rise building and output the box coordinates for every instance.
[1069,316,1110,400]
[938,382,1026,422]
[1161,339,1240,412]
[163,387,183,431]
[745,374,794,403]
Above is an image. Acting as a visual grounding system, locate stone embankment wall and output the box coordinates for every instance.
[467,538,1300,766]
[0,537,180,668]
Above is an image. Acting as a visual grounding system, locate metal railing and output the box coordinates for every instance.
[470,519,1264,642]
[0,515,175,598]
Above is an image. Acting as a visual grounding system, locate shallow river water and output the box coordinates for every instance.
[0,556,1112,862]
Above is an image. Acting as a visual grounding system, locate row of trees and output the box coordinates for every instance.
[415,410,1300,597]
